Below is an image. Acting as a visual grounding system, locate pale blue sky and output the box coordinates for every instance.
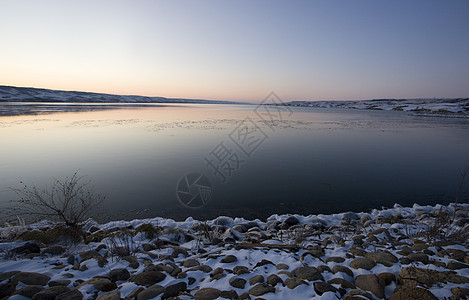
[1,0,468,101]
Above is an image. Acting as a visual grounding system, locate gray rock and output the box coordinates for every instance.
[249,283,275,296]
[229,277,246,289]
[326,256,345,263]
[233,266,250,275]
[14,285,44,298]
[350,257,376,270]
[221,255,238,263]
[13,242,40,255]
[136,285,164,300]
[276,263,289,270]
[284,216,300,227]
[11,272,51,286]
[48,279,71,287]
[355,274,385,298]
[267,274,283,286]
[96,290,120,300]
[164,282,187,298]
[314,281,338,295]
[194,287,221,300]
[130,271,166,286]
[447,260,469,270]
[183,258,200,268]
[350,247,367,257]
[294,266,324,281]
[56,289,83,300]
[77,277,116,292]
[407,252,429,264]
[344,289,374,300]
[220,290,238,299]
[125,287,145,300]
[285,277,307,289]
[377,272,396,285]
[109,268,130,282]
[389,285,437,300]
[328,278,355,289]
[249,274,264,285]
[317,265,332,273]
[43,246,65,255]
[142,243,157,251]
[365,251,398,267]
[399,267,469,286]
[32,286,70,300]
[0,283,15,298]
[332,265,354,277]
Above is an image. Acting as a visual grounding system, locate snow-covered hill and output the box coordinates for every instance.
[0,85,236,104]
[283,98,469,116]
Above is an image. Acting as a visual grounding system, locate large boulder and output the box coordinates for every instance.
[355,274,385,299]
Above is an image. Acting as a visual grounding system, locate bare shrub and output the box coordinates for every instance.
[7,172,105,229]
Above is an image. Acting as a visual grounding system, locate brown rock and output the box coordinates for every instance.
[355,274,385,298]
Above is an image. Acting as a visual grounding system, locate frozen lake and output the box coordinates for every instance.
[1,102,468,221]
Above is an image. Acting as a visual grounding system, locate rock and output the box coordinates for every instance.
[221,255,238,263]
[447,248,466,261]
[142,243,157,251]
[407,252,429,264]
[233,266,250,275]
[0,271,20,281]
[249,283,275,296]
[344,289,374,300]
[136,285,164,300]
[232,225,247,233]
[267,274,283,286]
[130,271,166,286]
[350,247,367,257]
[332,265,354,277]
[194,288,221,300]
[191,265,213,273]
[399,257,412,265]
[77,277,116,292]
[377,272,396,285]
[412,243,429,251]
[389,285,437,300]
[13,242,40,255]
[254,259,274,268]
[326,256,346,263]
[285,277,308,289]
[96,290,120,300]
[284,216,300,227]
[294,266,324,281]
[0,283,15,298]
[183,258,200,267]
[451,287,469,300]
[249,275,264,285]
[342,212,359,222]
[447,260,469,270]
[317,265,332,273]
[314,281,338,295]
[164,282,187,298]
[328,278,355,289]
[397,245,412,256]
[229,277,246,289]
[32,286,70,300]
[43,246,65,255]
[355,274,385,298]
[56,289,83,300]
[49,280,71,287]
[79,250,102,261]
[364,251,398,267]
[11,272,51,286]
[171,247,189,258]
[220,290,238,299]
[109,268,130,281]
[276,263,289,270]
[399,267,469,286]
[14,285,44,298]
[350,257,376,270]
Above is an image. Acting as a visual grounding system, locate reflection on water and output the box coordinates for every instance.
[0,103,468,222]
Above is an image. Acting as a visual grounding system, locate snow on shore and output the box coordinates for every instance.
[0,203,468,299]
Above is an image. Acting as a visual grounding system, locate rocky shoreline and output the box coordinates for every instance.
[0,203,468,299]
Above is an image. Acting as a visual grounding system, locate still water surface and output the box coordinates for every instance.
[1,103,468,221]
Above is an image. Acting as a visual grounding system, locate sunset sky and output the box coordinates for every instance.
[1,0,469,102]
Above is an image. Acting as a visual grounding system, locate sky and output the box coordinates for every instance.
[1,0,469,102]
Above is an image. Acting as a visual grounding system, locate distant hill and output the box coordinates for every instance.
[281,98,469,115]
[0,85,238,104]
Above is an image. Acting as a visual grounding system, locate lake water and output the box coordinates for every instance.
[1,103,468,222]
